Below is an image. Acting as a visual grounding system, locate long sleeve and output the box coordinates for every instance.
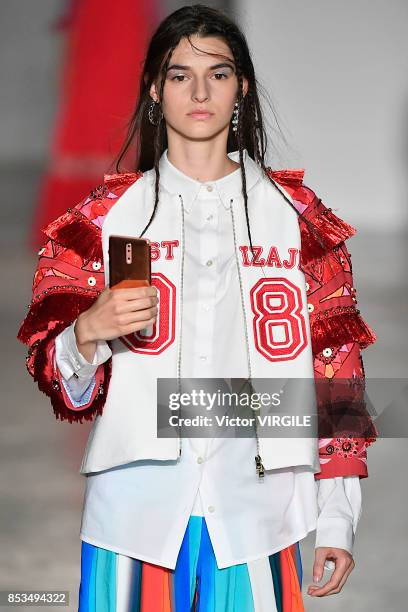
[16,191,113,423]
[54,319,112,405]
[17,173,142,423]
[315,475,362,569]
[286,181,378,479]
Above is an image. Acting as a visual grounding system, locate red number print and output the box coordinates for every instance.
[250,278,308,361]
[119,272,176,355]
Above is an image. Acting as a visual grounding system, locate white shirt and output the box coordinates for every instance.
[55,149,362,570]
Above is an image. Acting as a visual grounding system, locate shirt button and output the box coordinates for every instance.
[208,505,215,513]
[197,456,204,464]
[199,355,207,361]
[206,185,213,192]
[206,259,213,267]
[206,214,213,221]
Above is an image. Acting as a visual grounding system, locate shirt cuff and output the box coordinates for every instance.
[315,475,362,565]
[55,319,112,381]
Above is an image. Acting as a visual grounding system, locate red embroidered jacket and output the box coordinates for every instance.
[17,168,378,479]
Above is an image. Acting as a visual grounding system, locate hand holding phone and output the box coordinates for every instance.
[74,235,157,348]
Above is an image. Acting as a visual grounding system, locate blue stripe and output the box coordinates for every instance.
[78,541,116,611]
[294,541,303,589]
[94,546,116,611]
[269,551,282,612]
[173,516,201,610]
[78,541,96,611]
[195,518,254,611]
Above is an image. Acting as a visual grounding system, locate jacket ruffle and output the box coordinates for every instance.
[42,208,103,263]
[311,306,377,355]
[40,172,143,264]
[103,170,143,189]
[32,320,111,424]
[268,167,357,265]
[17,287,100,345]
[299,205,357,265]
[18,288,111,424]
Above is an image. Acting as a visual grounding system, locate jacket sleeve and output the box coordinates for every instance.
[55,320,112,404]
[16,187,114,424]
[291,179,378,479]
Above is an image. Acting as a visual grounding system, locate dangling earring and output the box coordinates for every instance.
[231,100,239,132]
[148,99,163,126]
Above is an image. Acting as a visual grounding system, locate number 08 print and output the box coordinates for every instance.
[118,274,307,361]
[250,277,308,361]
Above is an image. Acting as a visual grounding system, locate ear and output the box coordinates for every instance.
[241,76,249,99]
[149,82,159,102]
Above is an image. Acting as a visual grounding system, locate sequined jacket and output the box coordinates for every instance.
[17,168,378,479]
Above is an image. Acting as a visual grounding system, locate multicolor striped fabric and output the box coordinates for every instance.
[78,516,304,611]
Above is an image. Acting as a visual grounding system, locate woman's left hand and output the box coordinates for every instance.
[307,547,355,597]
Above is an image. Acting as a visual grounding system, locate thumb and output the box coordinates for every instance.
[312,547,327,582]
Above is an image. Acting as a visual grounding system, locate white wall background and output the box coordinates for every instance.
[234,0,408,231]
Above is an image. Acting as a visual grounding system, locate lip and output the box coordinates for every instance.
[188,111,212,119]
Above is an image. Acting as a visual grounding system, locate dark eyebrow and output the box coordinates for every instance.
[167,62,235,72]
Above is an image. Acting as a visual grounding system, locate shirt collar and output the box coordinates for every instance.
[151,147,263,213]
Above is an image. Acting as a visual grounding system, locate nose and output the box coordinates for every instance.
[191,78,209,103]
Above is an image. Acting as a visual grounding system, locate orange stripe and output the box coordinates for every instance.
[140,562,172,612]
[281,545,305,612]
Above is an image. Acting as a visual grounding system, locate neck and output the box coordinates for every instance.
[166,134,241,182]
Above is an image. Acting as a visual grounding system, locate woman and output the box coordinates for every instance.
[17,4,377,610]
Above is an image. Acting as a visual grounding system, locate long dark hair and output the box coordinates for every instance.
[113,3,326,256]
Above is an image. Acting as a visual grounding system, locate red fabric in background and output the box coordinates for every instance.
[31,0,162,249]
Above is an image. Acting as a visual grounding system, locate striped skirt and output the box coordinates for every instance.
[79,515,304,611]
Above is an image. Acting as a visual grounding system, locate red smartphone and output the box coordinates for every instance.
[108,235,151,290]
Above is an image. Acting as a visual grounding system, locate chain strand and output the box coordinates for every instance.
[229,199,265,479]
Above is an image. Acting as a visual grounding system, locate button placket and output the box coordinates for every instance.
[193,197,218,372]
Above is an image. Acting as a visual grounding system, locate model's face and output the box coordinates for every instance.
[150,35,248,141]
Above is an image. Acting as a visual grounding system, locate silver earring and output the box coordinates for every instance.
[148,99,163,126]
[231,100,239,132]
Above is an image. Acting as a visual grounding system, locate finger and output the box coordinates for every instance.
[308,557,349,597]
[122,316,156,335]
[113,296,158,314]
[319,561,354,596]
[119,307,158,326]
[109,286,158,299]
[310,547,327,584]
[309,560,354,597]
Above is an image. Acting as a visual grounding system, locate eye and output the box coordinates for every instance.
[212,72,229,80]
[171,74,187,82]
